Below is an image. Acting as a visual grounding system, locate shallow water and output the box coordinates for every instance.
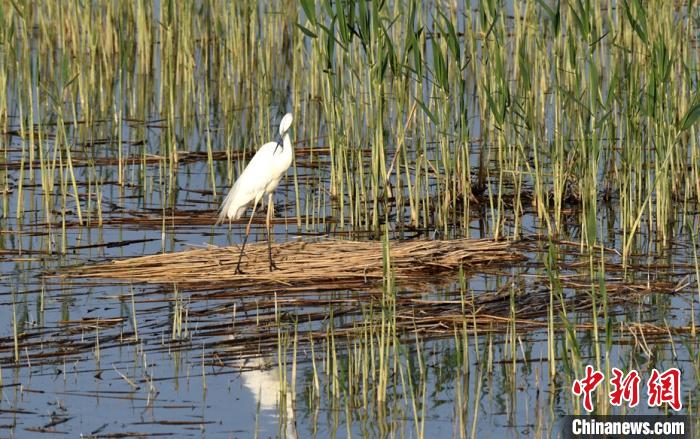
[2,184,699,437]
[2,1,700,437]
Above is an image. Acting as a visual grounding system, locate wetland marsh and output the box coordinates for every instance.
[1,0,700,437]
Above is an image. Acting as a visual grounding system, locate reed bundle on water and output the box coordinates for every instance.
[64,238,525,288]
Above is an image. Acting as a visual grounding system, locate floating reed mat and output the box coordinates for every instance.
[62,238,526,288]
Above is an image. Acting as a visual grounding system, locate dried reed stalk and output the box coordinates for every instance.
[63,238,526,288]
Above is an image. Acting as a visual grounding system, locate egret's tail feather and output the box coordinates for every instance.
[215,208,229,225]
[216,186,238,225]
[216,186,248,225]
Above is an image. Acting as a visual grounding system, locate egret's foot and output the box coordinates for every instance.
[234,265,245,275]
[269,261,278,272]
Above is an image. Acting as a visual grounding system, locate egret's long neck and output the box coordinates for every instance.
[282,132,292,150]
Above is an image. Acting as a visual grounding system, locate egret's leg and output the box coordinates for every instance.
[235,198,259,274]
[265,193,278,271]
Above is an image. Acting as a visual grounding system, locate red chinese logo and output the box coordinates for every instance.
[609,368,640,407]
[572,365,604,412]
[572,366,683,412]
[647,368,682,411]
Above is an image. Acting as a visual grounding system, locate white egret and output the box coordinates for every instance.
[216,113,294,273]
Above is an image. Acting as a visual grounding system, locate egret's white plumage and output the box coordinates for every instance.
[217,113,294,273]
[217,113,294,224]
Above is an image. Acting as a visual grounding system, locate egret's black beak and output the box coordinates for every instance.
[273,134,283,154]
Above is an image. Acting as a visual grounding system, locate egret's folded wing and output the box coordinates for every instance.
[216,142,279,224]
